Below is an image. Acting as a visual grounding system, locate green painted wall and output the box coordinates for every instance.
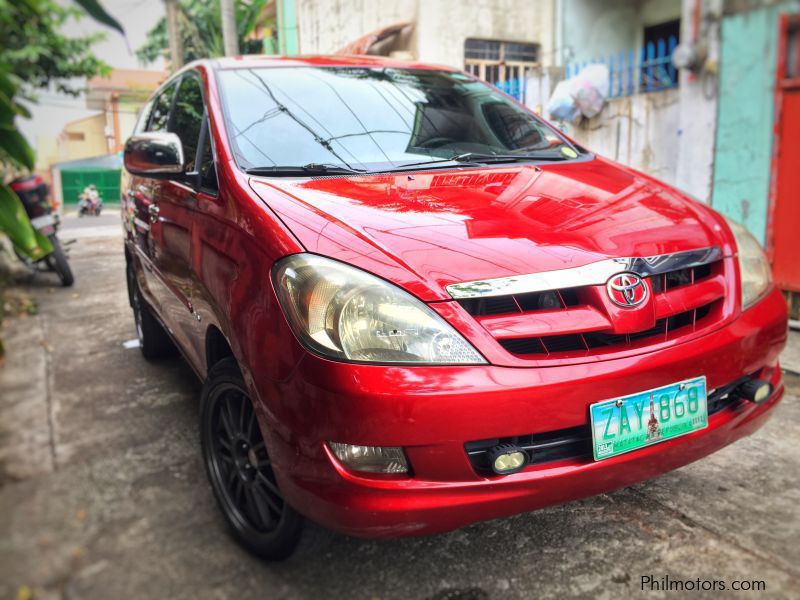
[712,2,799,244]
[61,169,121,205]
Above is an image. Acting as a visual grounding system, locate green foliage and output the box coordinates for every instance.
[0,0,111,99]
[0,68,35,172]
[0,0,113,354]
[137,0,274,65]
[0,0,112,262]
[0,0,112,172]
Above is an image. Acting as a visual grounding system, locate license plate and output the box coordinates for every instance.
[30,214,55,229]
[590,376,708,461]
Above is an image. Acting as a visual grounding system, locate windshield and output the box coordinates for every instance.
[217,66,580,173]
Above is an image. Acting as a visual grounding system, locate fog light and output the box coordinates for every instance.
[488,444,527,475]
[737,379,772,404]
[328,442,408,474]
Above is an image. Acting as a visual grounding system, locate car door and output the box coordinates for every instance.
[130,81,178,313]
[147,70,207,369]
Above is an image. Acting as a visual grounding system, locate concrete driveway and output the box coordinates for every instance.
[1,216,799,599]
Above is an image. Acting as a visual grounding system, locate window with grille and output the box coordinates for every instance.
[464,39,539,84]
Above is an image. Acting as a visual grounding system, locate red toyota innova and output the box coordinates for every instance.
[121,55,787,560]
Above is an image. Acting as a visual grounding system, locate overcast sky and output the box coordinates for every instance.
[19,0,167,150]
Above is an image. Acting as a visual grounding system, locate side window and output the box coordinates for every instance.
[169,73,204,171]
[147,83,176,132]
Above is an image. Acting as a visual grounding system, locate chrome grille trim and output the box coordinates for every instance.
[445,247,723,299]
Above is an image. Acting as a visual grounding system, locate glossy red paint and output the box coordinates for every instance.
[122,56,788,538]
[249,159,736,301]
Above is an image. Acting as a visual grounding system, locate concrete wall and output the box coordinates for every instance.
[568,89,681,187]
[56,114,107,163]
[297,0,556,68]
[673,0,721,205]
[712,1,800,244]
[415,0,556,69]
[297,0,418,55]
[561,0,681,65]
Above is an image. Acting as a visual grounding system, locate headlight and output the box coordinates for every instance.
[725,217,772,310]
[272,254,486,364]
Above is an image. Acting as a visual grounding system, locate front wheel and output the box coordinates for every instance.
[47,235,74,287]
[200,358,304,560]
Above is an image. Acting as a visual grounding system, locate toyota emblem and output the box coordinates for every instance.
[607,273,647,307]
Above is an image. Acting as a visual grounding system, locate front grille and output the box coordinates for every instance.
[458,289,577,317]
[465,377,750,475]
[461,259,727,360]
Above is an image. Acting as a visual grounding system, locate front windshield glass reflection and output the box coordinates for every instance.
[217,66,577,173]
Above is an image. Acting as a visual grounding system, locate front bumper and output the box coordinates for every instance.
[253,287,788,537]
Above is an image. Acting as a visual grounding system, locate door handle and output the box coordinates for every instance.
[148,204,160,223]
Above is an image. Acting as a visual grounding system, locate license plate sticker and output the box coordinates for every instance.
[590,376,708,461]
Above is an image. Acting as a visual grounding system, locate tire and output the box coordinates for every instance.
[48,235,74,287]
[129,264,175,360]
[200,358,304,560]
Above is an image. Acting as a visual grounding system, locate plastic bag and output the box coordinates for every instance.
[571,64,609,119]
[546,79,581,123]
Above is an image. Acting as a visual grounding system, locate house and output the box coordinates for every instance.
[42,69,167,207]
[85,69,168,154]
[286,0,800,311]
[56,114,110,162]
[295,0,557,82]
[550,0,799,313]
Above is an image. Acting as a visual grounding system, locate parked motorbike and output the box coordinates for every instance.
[78,185,103,217]
[1,175,74,286]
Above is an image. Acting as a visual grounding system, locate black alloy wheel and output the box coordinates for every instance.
[200,358,303,560]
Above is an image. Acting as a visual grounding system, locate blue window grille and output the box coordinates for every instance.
[565,36,679,98]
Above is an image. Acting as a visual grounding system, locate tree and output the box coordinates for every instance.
[0,0,119,359]
[137,0,274,66]
[0,0,118,174]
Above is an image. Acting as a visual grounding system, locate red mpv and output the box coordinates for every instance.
[121,56,787,560]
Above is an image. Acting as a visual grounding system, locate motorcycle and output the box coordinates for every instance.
[1,175,74,286]
[78,186,102,217]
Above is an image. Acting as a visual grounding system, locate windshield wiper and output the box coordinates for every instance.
[450,150,571,163]
[246,163,367,176]
[393,150,574,171]
[392,155,486,170]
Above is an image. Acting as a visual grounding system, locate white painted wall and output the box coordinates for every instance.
[552,0,716,201]
[566,89,682,187]
[415,0,556,68]
[674,0,721,203]
[561,0,681,64]
[297,0,418,55]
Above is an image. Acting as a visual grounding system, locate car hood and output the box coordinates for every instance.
[249,157,728,302]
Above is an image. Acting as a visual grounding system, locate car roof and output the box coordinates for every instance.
[206,54,458,72]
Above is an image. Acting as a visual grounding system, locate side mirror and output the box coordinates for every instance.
[124,132,185,177]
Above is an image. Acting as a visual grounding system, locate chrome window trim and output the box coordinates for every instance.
[445,247,723,299]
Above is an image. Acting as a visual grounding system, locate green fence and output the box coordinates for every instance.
[60,168,121,204]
